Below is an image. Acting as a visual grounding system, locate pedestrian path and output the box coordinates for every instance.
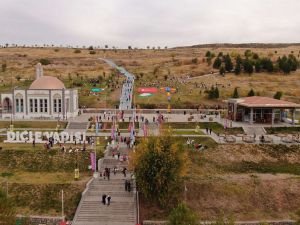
[72,143,136,225]
[99,58,135,110]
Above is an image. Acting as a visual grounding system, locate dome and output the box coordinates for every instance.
[29,76,65,90]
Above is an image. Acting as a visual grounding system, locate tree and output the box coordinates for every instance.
[219,66,225,75]
[0,189,16,225]
[128,46,132,50]
[247,89,255,97]
[232,87,239,98]
[205,51,211,58]
[224,54,233,72]
[130,133,188,206]
[168,203,198,225]
[1,63,7,72]
[261,58,274,72]
[243,59,253,74]
[39,58,51,65]
[234,62,241,75]
[244,49,252,58]
[254,60,261,73]
[213,57,222,69]
[274,91,283,100]
[88,46,94,50]
[214,86,220,98]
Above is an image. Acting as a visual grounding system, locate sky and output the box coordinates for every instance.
[1,0,300,48]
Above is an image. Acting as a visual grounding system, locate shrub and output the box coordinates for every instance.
[74,49,81,53]
[89,50,96,54]
[39,58,51,65]
[168,203,198,225]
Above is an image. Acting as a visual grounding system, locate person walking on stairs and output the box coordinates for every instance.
[102,194,107,205]
[107,195,111,206]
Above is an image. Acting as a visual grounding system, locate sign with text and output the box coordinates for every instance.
[5,131,86,143]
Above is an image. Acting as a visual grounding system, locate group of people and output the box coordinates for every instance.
[101,194,111,206]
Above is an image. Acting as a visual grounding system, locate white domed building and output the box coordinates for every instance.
[1,63,79,119]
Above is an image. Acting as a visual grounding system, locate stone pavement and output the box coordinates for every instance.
[99,58,135,110]
[72,143,136,225]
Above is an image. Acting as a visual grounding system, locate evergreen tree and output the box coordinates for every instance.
[274,91,283,100]
[247,89,255,96]
[243,59,254,74]
[224,54,233,72]
[214,87,220,98]
[213,57,222,69]
[219,66,226,75]
[261,58,274,72]
[232,87,239,98]
[205,51,211,58]
[234,62,241,75]
[255,60,261,73]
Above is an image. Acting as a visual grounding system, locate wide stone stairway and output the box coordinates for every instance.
[72,143,136,225]
[65,121,89,132]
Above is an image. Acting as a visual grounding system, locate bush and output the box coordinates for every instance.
[168,203,198,225]
[89,50,96,54]
[74,49,81,53]
[274,91,282,100]
[39,58,51,65]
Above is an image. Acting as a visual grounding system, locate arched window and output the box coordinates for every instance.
[53,94,62,113]
[15,93,24,113]
[3,97,12,113]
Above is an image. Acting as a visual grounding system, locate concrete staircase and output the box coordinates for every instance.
[65,122,89,132]
[243,126,266,135]
[72,144,136,225]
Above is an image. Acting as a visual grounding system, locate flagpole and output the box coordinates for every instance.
[62,190,64,222]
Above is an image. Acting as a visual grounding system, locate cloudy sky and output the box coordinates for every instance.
[1,0,300,48]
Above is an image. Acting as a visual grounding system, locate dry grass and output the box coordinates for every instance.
[1,46,300,108]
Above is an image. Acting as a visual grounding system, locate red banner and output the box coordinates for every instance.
[137,87,158,93]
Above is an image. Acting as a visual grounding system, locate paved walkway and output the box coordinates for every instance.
[72,143,136,225]
[100,58,135,110]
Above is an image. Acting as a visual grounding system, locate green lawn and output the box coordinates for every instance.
[265,126,300,134]
[0,121,67,129]
[165,122,244,135]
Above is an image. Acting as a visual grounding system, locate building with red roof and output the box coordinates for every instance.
[227,96,300,125]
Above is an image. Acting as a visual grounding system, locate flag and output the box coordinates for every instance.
[95,122,99,135]
[90,152,96,171]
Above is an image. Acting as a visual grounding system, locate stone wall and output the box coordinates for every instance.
[143,220,296,225]
[17,215,64,225]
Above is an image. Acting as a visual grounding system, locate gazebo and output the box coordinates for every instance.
[227,96,300,125]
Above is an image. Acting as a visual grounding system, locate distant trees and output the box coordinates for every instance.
[88,46,94,50]
[207,50,299,75]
